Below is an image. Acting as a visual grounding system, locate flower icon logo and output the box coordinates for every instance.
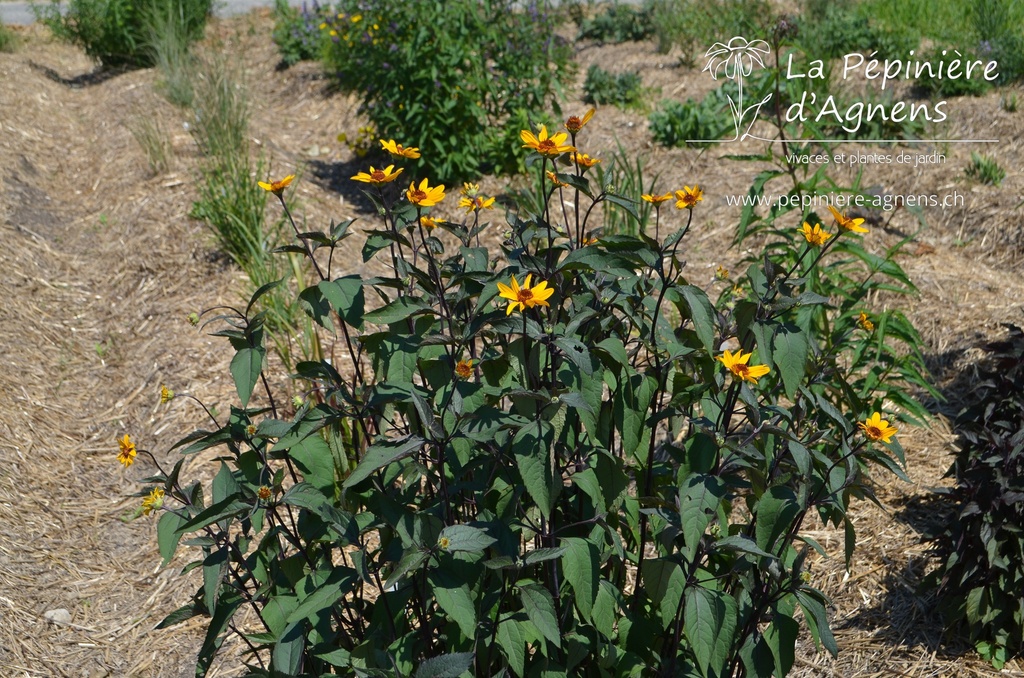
[697,36,774,142]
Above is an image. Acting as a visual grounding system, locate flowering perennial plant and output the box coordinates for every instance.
[134,103,933,678]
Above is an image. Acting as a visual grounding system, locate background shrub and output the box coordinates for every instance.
[321,0,574,183]
[271,0,332,67]
[37,0,212,68]
[575,1,655,44]
[650,0,769,62]
[0,20,18,53]
[929,324,1024,669]
[582,65,646,109]
[649,90,735,147]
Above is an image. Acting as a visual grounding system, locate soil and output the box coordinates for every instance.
[0,9,1022,677]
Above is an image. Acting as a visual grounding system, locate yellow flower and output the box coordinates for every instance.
[827,205,869,233]
[675,185,704,209]
[571,152,601,170]
[496,273,555,316]
[438,536,451,550]
[257,175,295,196]
[257,485,273,501]
[117,434,137,468]
[160,385,174,404]
[380,139,420,159]
[458,195,496,212]
[715,265,729,280]
[460,182,480,197]
[420,215,445,230]
[583,236,599,246]
[642,192,673,205]
[141,488,164,516]
[800,222,831,246]
[857,312,874,332]
[717,349,770,384]
[859,412,898,443]
[521,125,575,157]
[455,359,473,379]
[350,13,362,22]
[407,178,446,207]
[546,170,568,187]
[564,108,595,134]
[351,165,404,185]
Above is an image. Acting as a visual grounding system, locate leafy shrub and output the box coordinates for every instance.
[914,47,992,97]
[320,0,574,183]
[965,152,1006,186]
[651,0,769,61]
[0,20,18,53]
[798,0,917,61]
[271,0,332,67]
[929,323,1024,668]
[583,65,646,109]
[576,1,655,43]
[649,91,735,147]
[134,101,936,675]
[36,0,212,68]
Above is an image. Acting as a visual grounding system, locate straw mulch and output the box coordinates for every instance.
[0,9,1022,677]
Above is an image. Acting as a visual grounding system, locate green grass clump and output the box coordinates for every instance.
[575,1,655,44]
[965,152,1005,186]
[583,65,646,110]
[649,92,734,147]
[0,21,18,53]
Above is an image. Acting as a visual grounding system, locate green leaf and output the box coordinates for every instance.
[512,420,558,520]
[616,372,656,461]
[246,278,285,316]
[642,558,686,629]
[764,598,798,676]
[195,592,243,677]
[290,433,336,494]
[519,583,561,648]
[156,601,202,629]
[429,571,477,640]
[271,620,304,676]
[561,537,598,621]
[176,497,249,535]
[286,567,358,624]
[299,285,333,329]
[772,323,807,400]
[795,589,838,656]
[319,276,365,330]
[684,587,737,677]
[364,297,431,325]
[202,546,228,615]
[230,346,265,407]
[678,474,724,562]
[414,652,475,678]
[438,524,497,553]
[157,510,187,566]
[592,580,620,639]
[754,486,800,553]
[523,547,566,565]
[677,285,716,354]
[343,435,424,488]
[496,615,528,678]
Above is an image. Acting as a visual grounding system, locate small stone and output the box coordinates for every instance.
[44,608,72,625]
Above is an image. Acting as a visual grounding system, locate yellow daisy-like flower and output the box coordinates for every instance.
[454,359,473,379]
[571,152,601,170]
[407,178,446,207]
[438,536,451,550]
[717,349,770,384]
[520,125,575,157]
[460,182,480,197]
[351,165,404,185]
[858,412,898,443]
[458,195,496,212]
[141,487,164,516]
[827,205,869,233]
[160,385,174,404]
[675,185,704,209]
[257,485,273,501]
[857,312,874,332]
[715,265,729,280]
[800,222,831,246]
[380,139,421,159]
[496,273,555,316]
[546,170,568,188]
[257,175,295,196]
[420,215,445,230]
[564,108,595,134]
[117,434,136,468]
[642,192,673,205]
